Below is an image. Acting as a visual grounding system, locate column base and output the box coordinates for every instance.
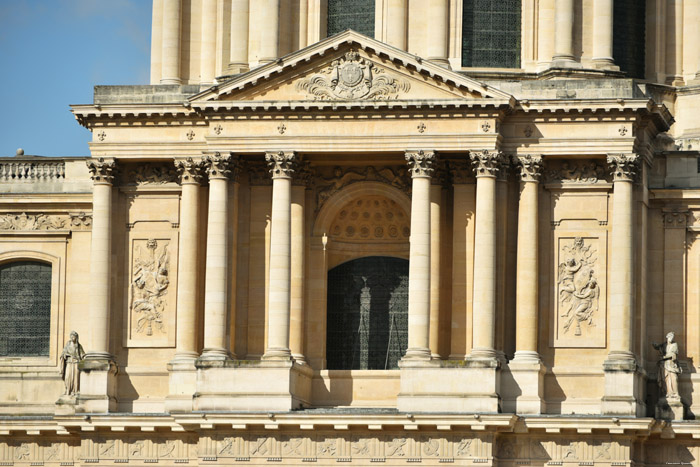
[666,75,685,87]
[592,58,620,71]
[194,359,312,411]
[502,352,545,414]
[198,348,234,362]
[551,54,582,69]
[76,357,118,413]
[397,358,500,413]
[427,57,451,69]
[601,356,645,416]
[262,347,293,361]
[403,347,432,361]
[165,355,197,413]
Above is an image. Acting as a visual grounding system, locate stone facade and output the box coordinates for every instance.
[3,1,700,465]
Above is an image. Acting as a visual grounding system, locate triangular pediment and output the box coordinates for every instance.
[190,30,515,107]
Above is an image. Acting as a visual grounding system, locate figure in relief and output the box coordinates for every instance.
[59,331,85,396]
[558,237,599,336]
[131,239,170,336]
[653,331,682,399]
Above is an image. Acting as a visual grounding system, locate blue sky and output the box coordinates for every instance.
[0,0,152,157]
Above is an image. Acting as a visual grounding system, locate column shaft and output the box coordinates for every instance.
[386,0,407,50]
[85,159,116,359]
[173,159,204,361]
[607,155,638,361]
[161,0,182,84]
[429,184,442,358]
[200,0,217,84]
[552,0,575,63]
[290,185,306,362]
[201,155,233,359]
[514,156,542,359]
[251,0,280,65]
[404,151,435,360]
[228,0,249,73]
[151,0,164,84]
[470,151,501,359]
[592,0,615,68]
[426,0,450,67]
[665,0,684,85]
[263,152,296,360]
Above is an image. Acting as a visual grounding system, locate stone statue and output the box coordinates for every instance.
[653,331,682,399]
[59,331,85,396]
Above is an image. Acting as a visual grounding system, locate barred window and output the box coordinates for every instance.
[327,0,375,38]
[326,256,408,370]
[613,0,645,79]
[462,0,522,68]
[0,261,51,356]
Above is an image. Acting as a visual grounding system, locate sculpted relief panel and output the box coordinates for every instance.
[553,235,607,348]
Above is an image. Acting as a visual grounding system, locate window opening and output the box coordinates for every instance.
[327,0,375,38]
[462,0,521,68]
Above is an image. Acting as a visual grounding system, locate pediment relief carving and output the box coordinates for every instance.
[295,50,410,101]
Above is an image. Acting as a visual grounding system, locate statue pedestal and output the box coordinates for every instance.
[55,395,77,416]
[656,395,685,421]
[77,357,118,413]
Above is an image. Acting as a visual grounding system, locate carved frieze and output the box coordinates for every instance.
[130,239,170,337]
[553,236,607,348]
[448,159,475,184]
[544,160,608,184]
[0,212,92,231]
[126,163,178,185]
[313,165,410,210]
[296,50,410,100]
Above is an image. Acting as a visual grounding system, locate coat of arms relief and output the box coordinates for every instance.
[296,50,410,100]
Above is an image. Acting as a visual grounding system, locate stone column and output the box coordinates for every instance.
[172,158,205,363]
[513,155,542,362]
[263,151,297,361]
[161,0,182,84]
[592,0,616,69]
[290,163,310,363]
[469,150,503,361]
[228,0,249,74]
[665,0,684,86]
[506,155,545,414]
[603,154,642,416]
[552,0,577,67]
[199,153,236,361]
[386,0,407,50]
[200,0,217,84]
[429,164,445,358]
[536,0,555,70]
[251,0,280,65]
[85,158,117,360]
[80,157,118,413]
[403,150,435,360]
[426,0,450,68]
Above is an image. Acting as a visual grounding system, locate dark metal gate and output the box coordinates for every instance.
[326,256,408,370]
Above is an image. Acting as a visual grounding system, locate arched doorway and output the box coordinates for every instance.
[326,256,409,370]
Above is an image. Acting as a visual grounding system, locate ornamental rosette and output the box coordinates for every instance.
[86,157,117,184]
[265,151,297,179]
[517,154,543,182]
[174,157,206,184]
[405,150,435,178]
[470,150,504,177]
[607,154,640,182]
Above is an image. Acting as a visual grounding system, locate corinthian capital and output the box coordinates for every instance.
[607,154,640,182]
[204,152,240,180]
[174,157,206,184]
[405,150,436,178]
[86,157,117,184]
[517,154,543,182]
[470,150,504,177]
[265,151,297,179]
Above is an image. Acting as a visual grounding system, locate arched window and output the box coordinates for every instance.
[462,0,521,68]
[0,261,52,356]
[613,0,645,79]
[326,256,408,370]
[327,0,375,38]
